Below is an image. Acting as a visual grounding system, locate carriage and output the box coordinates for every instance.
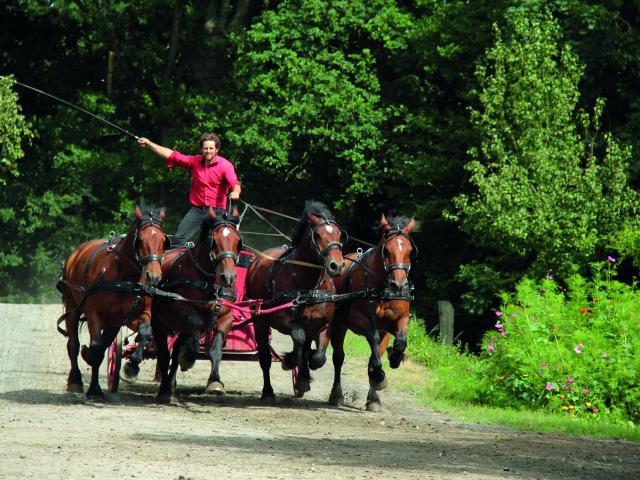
[105,249,298,394]
[59,200,416,409]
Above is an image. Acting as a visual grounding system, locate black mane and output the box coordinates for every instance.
[291,200,335,247]
[378,215,418,233]
[133,199,164,225]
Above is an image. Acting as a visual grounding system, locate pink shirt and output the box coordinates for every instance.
[167,151,239,208]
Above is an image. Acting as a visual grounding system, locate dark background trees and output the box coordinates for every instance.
[2,0,638,348]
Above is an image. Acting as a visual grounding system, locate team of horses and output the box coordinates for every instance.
[57,200,417,410]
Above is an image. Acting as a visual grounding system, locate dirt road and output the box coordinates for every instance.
[0,304,638,480]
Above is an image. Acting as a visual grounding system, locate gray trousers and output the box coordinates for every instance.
[172,206,211,246]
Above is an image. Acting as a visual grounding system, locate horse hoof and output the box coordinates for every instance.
[328,392,344,406]
[370,376,388,391]
[156,391,173,404]
[365,401,382,413]
[86,390,105,402]
[282,352,297,371]
[67,383,83,393]
[178,354,195,372]
[389,352,407,369]
[294,379,310,398]
[123,362,139,380]
[308,353,326,370]
[206,381,225,396]
[260,393,275,404]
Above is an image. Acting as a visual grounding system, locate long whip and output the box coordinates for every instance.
[13,80,139,140]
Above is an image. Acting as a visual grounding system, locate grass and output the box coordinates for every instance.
[342,329,640,443]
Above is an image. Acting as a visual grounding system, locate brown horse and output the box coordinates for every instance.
[57,203,168,400]
[152,207,241,402]
[329,214,417,411]
[245,201,345,402]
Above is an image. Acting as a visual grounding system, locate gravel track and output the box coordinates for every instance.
[0,303,638,480]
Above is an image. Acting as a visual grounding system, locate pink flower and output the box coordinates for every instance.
[495,323,503,330]
[574,343,584,354]
[487,345,495,351]
[582,389,590,395]
[546,383,553,391]
[607,256,616,263]
[601,353,608,358]
[540,361,547,367]
[495,311,503,317]
[500,331,506,337]
[567,378,574,383]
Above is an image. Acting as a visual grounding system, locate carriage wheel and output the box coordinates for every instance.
[107,328,123,393]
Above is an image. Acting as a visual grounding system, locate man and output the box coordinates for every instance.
[138,132,241,246]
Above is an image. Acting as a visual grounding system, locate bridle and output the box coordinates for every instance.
[190,219,241,278]
[381,229,417,276]
[307,216,345,261]
[133,219,169,266]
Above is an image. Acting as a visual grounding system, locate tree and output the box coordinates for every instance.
[0,75,32,185]
[225,0,413,206]
[452,1,637,313]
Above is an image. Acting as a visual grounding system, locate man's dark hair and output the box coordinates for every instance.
[200,132,221,149]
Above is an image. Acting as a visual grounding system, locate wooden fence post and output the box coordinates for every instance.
[437,300,454,345]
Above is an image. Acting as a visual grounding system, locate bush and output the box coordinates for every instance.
[480,262,640,424]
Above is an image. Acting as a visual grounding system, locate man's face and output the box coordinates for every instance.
[201,140,219,162]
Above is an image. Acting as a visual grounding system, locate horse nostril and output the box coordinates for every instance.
[329,261,338,272]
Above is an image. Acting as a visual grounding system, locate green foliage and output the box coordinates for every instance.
[451,1,637,312]
[0,75,32,185]
[227,0,413,204]
[480,265,640,424]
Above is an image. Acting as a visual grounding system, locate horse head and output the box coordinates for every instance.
[379,214,417,295]
[293,201,345,277]
[202,206,242,288]
[133,204,168,286]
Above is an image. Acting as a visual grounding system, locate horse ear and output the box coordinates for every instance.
[405,218,416,233]
[159,208,166,222]
[135,206,143,220]
[307,212,319,223]
[380,214,391,232]
[208,207,217,220]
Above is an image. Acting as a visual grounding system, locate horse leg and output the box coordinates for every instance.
[365,324,387,391]
[255,318,274,402]
[308,324,330,370]
[283,322,305,370]
[82,319,117,401]
[158,334,185,403]
[64,308,83,392]
[178,311,202,371]
[329,322,348,406]
[206,330,226,396]
[154,327,173,402]
[365,386,383,413]
[123,319,152,380]
[293,339,312,398]
[388,317,409,368]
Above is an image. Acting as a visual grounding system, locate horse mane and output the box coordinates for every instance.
[377,215,420,234]
[291,200,335,247]
[198,208,240,242]
[132,199,164,225]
